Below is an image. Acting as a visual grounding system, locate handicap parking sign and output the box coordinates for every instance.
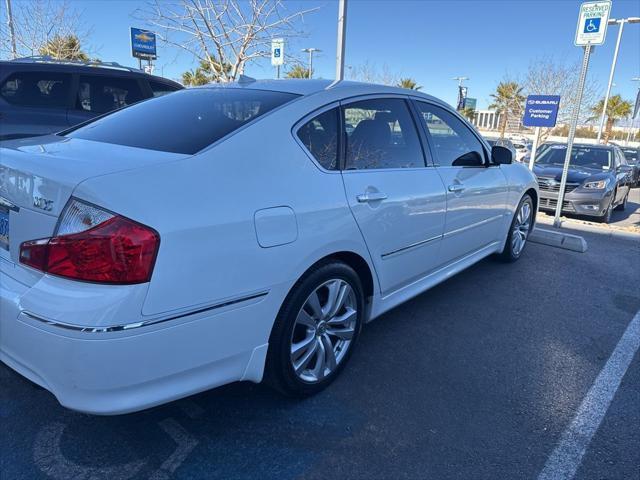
[584,17,601,33]
[274,48,281,58]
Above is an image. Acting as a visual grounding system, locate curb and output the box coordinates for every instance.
[529,228,588,253]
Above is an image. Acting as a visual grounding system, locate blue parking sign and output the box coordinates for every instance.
[274,48,281,58]
[584,17,601,33]
[522,95,561,128]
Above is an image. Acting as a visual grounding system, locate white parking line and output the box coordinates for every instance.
[537,310,640,480]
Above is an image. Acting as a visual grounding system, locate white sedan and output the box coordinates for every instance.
[0,79,538,414]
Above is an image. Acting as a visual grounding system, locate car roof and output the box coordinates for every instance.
[0,58,183,88]
[194,78,446,104]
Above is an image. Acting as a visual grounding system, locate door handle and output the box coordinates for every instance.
[357,192,388,203]
[448,184,465,193]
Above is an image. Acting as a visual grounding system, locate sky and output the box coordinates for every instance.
[9,0,640,112]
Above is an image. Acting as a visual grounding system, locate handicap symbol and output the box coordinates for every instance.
[584,18,601,33]
[274,48,281,57]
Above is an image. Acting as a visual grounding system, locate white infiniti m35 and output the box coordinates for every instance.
[0,79,538,414]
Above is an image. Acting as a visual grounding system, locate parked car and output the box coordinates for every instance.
[512,141,532,163]
[0,56,183,140]
[0,79,538,414]
[533,143,633,223]
[621,147,639,187]
[485,137,517,160]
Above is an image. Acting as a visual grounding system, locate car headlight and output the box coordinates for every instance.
[582,179,610,189]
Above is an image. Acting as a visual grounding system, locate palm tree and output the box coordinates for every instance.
[489,81,525,139]
[397,78,421,90]
[38,35,89,61]
[286,65,312,79]
[590,95,633,144]
[461,106,476,122]
[181,56,232,86]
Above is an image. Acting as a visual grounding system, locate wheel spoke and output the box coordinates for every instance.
[306,290,323,319]
[324,281,349,319]
[327,307,356,326]
[326,326,354,340]
[311,338,326,380]
[321,334,337,371]
[296,309,316,329]
[291,334,316,361]
[293,337,319,374]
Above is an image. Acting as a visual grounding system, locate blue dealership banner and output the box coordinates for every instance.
[130,27,157,59]
[522,95,561,128]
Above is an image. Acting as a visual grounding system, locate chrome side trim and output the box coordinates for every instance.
[22,291,269,333]
[443,214,504,238]
[381,234,442,259]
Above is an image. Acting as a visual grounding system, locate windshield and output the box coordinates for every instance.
[65,88,300,154]
[536,145,612,170]
[622,149,638,164]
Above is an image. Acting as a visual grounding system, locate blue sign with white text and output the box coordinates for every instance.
[522,95,561,128]
[131,28,157,59]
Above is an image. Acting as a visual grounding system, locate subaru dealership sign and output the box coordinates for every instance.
[522,95,561,128]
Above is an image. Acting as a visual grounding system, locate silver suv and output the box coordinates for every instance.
[0,57,183,141]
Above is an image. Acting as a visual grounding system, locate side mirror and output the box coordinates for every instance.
[491,145,513,165]
[617,164,632,173]
[452,151,484,167]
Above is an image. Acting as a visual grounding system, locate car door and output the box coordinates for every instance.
[339,97,447,295]
[66,74,146,127]
[0,70,73,139]
[413,100,509,263]
[614,148,631,201]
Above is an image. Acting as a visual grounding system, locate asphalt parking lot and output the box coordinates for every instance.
[1,216,639,480]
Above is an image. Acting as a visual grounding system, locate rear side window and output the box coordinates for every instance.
[0,71,71,108]
[149,80,181,97]
[66,88,299,154]
[297,108,339,170]
[76,75,145,114]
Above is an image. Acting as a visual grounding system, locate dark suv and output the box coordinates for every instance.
[0,57,183,140]
[533,143,633,223]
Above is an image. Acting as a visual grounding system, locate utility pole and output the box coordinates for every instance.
[301,48,321,79]
[5,0,17,59]
[335,0,347,81]
[596,17,640,143]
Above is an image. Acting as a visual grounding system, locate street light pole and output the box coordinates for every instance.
[452,76,469,111]
[596,17,640,143]
[301,48,321,79]
[335,0,347,81]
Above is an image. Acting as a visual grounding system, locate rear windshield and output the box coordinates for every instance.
[536,145,612,170]
[65,88,299,154]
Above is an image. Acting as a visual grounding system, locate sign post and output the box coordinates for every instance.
[522,95,561,170]
[130,27,157,71]
[554,1,611,228]
[271,38,284,79]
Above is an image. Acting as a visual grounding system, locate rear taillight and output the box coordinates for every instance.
[20,199,159,284]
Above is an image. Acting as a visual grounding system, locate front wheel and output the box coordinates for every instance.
[498,194,534,262]
[614,192,628,212]
[598,201,613,223]
[265,261,364,397]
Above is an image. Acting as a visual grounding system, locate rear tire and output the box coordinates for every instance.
[264,261,364,397]
[498,194,534,263]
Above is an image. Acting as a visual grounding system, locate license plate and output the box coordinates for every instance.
[0,209,9,251]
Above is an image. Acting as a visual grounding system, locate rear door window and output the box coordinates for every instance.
[66,88,299,154]
[149,80,181,97]
[343,98,425,170]
[76,75,145,114]
[0,71,71,108]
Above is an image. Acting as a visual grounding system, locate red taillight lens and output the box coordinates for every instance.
[20,207,159,284]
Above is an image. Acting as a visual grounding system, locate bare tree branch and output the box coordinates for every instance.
[135,0,318,82]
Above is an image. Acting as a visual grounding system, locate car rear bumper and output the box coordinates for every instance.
[0,272,280,415]
[538,189,612,218]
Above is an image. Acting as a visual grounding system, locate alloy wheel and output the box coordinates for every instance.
[290,279,357,383]
[511,200,532,256]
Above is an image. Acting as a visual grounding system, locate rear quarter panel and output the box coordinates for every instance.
[74,95,376,325]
